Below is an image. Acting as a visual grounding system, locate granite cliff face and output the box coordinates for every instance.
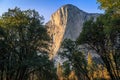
[46,4,100,58]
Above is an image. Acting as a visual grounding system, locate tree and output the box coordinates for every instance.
[103,66,110,79]
[59,39,90,80]
[87,52,93,68]
[97,0,120,14]
[57,63,64,80]
[97,1,120,73]
[0,7,56,80]
[77,15,120,80]
[62,61,71,78]
[87,52,94,80]
[68,71,78,80]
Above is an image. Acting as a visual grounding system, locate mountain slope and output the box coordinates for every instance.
[46,4,100,58]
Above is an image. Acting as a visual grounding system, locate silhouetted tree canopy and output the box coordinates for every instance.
[0,7,56,80]
[77,13,120,80]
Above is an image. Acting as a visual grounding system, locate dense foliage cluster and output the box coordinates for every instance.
[0,8,57,80]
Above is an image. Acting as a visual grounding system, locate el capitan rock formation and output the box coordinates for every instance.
[46,4,100,58]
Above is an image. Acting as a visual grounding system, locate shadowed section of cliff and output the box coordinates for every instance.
[46,4,100,58]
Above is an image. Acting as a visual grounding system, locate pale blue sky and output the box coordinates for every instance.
[0,0,104,23]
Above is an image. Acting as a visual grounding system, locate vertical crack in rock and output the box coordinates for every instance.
[46,4,100,59]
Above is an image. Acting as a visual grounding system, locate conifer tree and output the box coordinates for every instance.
[57,63,64,80]
[68,71,78,80]
[87,52,94,80]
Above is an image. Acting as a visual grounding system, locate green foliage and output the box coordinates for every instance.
[77,1,120,78]
[77,13,120,80]
[0,7,56,80]
[59,39,90,80]
[97,0,120,14]
[62,61,71,77]
[77,17,105,51]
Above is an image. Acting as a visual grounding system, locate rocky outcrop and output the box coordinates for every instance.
[46,4,100,58]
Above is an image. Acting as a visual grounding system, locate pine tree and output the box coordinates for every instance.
[87,52,94,80]
[68,71,78,80]
[103,67,110,79]
[57,63,64,80]
[87,52,93,67]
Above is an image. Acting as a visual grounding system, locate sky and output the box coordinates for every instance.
[0,0,104,23]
